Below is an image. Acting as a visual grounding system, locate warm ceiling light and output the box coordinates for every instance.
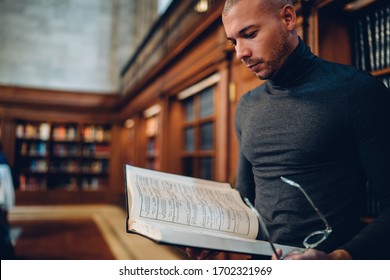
[124,119,135,129]
[143,104,161,118]
[177,73,220,100]
[344,0,376,11]
[194,0,208,13]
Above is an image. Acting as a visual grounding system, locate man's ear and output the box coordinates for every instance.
[281,5,296,31]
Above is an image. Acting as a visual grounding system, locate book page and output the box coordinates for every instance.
[126,165,258,239]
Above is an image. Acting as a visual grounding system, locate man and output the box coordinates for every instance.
[185,0,390,260]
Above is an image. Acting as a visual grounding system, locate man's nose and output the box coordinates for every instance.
[235,42,251,61]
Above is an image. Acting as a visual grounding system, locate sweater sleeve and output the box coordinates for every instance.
[341,71,390,259]
[234,95,256,203]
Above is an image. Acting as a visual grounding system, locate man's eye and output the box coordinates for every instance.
[229,40,236,46]
[244,32,256,39]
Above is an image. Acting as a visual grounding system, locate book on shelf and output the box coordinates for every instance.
[353,2,390,73]
[124,164,299,256]
[16,122,50,140]
[83,125,110,142]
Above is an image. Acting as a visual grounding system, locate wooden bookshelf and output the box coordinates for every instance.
[315,0,389,219]
[14,121,111,196]
[317,0,390,89]
[145,112,160,170]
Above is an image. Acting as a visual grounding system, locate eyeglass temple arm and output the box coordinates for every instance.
[280,177,332,231]
[243,197,281,259]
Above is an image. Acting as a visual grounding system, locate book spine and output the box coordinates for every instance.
[380,8,386,70]
[366,15,375,72]
[374,10,380,71]
[353,3,390,73]
[355,19,364,70]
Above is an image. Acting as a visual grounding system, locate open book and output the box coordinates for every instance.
[125,164,299,256]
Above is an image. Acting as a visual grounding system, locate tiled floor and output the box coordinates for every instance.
[8,205,187,260]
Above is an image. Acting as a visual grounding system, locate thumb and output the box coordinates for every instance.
[272,248,283,260]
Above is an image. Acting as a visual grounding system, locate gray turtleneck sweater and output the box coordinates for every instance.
[235,38,390,259]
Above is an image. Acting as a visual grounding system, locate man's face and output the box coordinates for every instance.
[222,0,290,80]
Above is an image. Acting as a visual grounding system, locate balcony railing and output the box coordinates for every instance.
[120,0,223,97]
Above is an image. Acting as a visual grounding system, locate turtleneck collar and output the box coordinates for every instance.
[268,37,318,89]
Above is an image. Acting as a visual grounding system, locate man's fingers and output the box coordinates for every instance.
[271,248,283,260]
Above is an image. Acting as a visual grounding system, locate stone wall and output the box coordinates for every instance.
[0,0,158,93]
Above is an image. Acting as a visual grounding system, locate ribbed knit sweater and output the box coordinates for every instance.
[235,38,390,259]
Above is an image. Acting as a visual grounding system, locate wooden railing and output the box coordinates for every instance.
[120,0,223,97]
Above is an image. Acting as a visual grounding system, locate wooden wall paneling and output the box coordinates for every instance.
[118,25,226,121]
[109,124,125,194]
[0,85,118,113]
[101,122,136,207]
[120,2,224,101]
[161,28,227,97]
[0,118,16,167]
[159,97,171,173]
[214,60,230,182]
[136,113,148,168]
[317,8,352,65]
[117,77,164,120]
[309,6,320,56]
[154,99,164,171]
[159,4,224,79]
[120,120,137,168]
[3,107,115,124]
[0,86,117,126]
[164,97,184,175]
[123,115,139,168]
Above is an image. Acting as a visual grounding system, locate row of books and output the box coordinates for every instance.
[19,142,110,157]
[51,143,110,158]
[355,3,389,219]
[50,160,109,174]
[19,175,47,191]
[29,159,48,173]
[82,144,111,158]
[353,3,390,72]
[16,123,50,140]
[20,142,47,157]
[52,143,79,157]
[81,177,108,191]
[21,159,108,173]
[52,125,77,141]
[49,160,81,173]
[53,125,111,142]
[15,122,111,142]
[83,125,111,142]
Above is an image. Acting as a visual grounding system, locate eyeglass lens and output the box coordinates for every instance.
[280,176,332,250]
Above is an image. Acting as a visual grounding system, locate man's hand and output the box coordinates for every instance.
[272,248,352,260]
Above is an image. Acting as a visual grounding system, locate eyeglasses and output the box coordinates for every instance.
[280,176,332,250]
[244,177,332,260]
[243,197,280,258]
